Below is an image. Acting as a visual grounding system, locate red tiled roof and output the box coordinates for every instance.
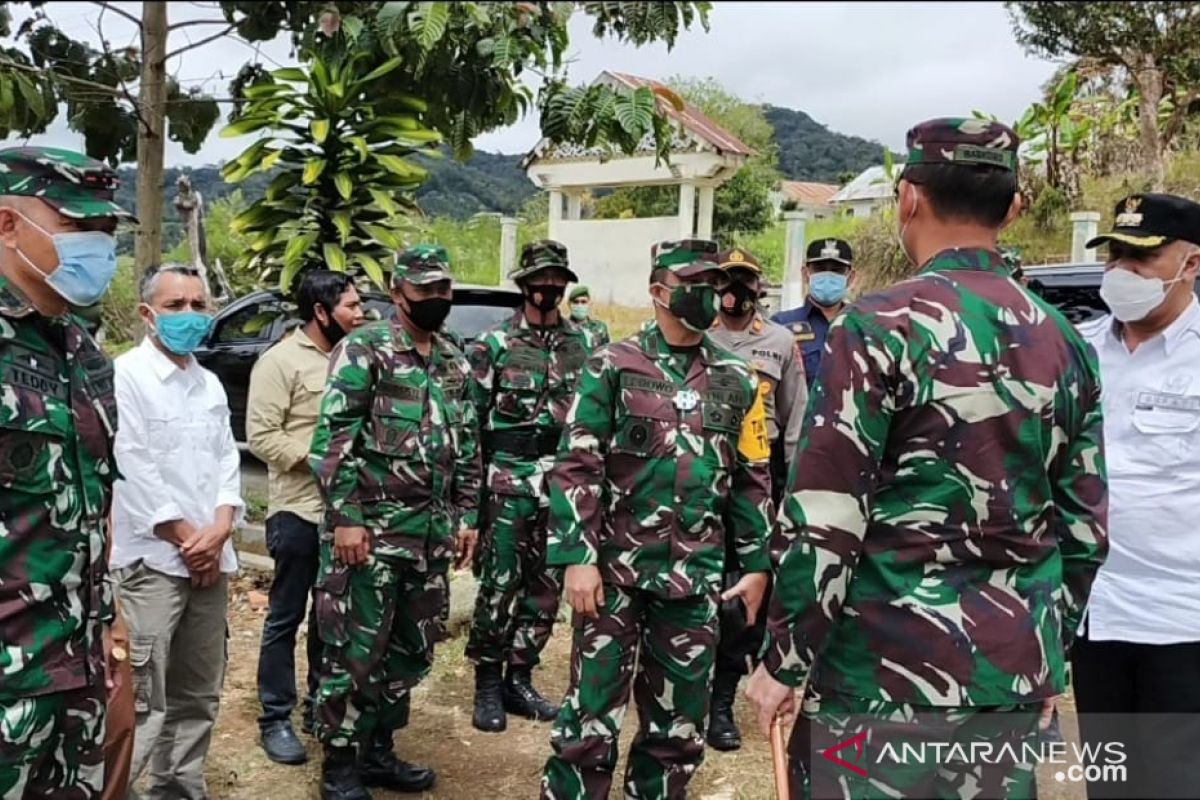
[779,181,838,205]
[606,72,755,158]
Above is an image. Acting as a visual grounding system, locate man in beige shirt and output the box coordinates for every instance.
[249,270,365,765]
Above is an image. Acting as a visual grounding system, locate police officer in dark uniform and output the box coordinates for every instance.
[770,238,855,386]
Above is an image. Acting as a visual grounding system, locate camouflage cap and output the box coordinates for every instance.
[569,285,591,302]
[718,247,761,275]
[510,239,578,283]
[393,243,452,285]
[651,238,721,278]
[903,118,1019,172]
[0,146,135,221]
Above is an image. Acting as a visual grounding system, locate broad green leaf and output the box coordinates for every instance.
[374,153,427,180]
[249,229,277,252]
[220,115,275,138]
[311,118,331,143]
[242,82,290,99]
[417,1,450,49]
[283,231,319,268]
[272,67,309,83]
[348,136,370,162]
[360,56,405,84]
[334,172,354,201]
[329,81,345,99]
[358,253,386,289]
[323,242,347,271]
[342,14,364,40]
[369,188,400,217]
[261,149,284,170]
[359,222,403,250]
[302,158,327,185]
[390,93,428,113]
[332,210,353,243]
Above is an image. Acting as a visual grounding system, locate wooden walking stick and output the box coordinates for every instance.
[771,715,790,799]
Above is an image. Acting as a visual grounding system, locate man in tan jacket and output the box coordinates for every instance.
[249,270,364,765]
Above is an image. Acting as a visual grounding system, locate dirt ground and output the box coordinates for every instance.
[202,575,1081,800]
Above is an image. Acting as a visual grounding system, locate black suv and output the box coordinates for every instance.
[1025,261,1200,325]
[195,284,522,442]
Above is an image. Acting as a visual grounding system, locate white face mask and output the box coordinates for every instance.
[1099,254,1191,322]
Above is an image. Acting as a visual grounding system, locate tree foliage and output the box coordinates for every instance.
[1006,1,1200,187]
[592,76,781,243]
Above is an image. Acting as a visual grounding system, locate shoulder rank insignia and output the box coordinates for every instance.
[790,321,815,342]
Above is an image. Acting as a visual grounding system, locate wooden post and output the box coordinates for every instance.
[134,1,168,274]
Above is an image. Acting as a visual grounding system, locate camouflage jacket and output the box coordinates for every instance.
[468,309,593,500]
[546,321,774,598]
[310,320,482,569]
[762,248,1109,706]
[0,276,117,700]
[579,317,610,348]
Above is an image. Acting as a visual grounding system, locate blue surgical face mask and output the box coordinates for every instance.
[15,212,117,307]
[810,271,849,307]
[152,309,213,355]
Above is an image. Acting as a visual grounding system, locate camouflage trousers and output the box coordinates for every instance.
[466,493,563,668]
[541,585,718,800]
[312,551,447,749]
[0,683,106,799]
[791,690,1041,800]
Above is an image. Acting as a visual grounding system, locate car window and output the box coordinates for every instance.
[213,300,287,344]
[446,303,516,342]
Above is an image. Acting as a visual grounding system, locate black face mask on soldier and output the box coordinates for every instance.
[524,283,565,314]
[316,304,348,347]
[402,293,452,332]
[721,281,758,317]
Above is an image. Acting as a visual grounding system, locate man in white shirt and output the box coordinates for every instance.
[1077,193,1200,799]
[111,264,244,800]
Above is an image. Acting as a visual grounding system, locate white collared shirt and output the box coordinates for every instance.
[1082,298,1200,644]
[111,338,243,577]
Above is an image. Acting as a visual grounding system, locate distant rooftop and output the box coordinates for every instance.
[778,180,838,206]
[831,165,895,203]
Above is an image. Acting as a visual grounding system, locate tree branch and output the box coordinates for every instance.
[0,56,130,99]
[94,4,152,135]
[91,1,142,30]
[167,19,235,32]
[164,23,238,60]
[1162,87,1200,147]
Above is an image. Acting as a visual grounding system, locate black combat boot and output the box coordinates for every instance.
[359,729,436,792]
[473,663,507,732]
[503,665,560,721]
[321,745,371,800]
[705,669,742,752]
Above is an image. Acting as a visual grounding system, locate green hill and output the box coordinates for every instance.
[763,104,898,183]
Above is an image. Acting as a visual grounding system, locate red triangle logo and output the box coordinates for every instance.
[820,730,868,777]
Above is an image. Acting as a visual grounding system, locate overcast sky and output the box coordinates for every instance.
[10,1,1062,166]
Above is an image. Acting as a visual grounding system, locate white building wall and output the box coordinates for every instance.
[553,216,679,308]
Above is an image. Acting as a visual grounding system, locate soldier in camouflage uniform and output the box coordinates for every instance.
[746,118,1109,799]
[567,285,610,347]
[465,240,593,732]
[0,147,134,799]
[540,239,774,800]
[705,247,808,752]
[309,245,481,800]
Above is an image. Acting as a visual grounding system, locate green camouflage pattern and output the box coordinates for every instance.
[510,239,577,283]
[903,117,1019,171]
[0,275,118,703]
[0,684,106,798]
[762,247,1109,706]
[465,309,593,665]
[309,319,481,565]
[579,318,609,348]
[541,585,718,799]
[791,690,1040,800]
[650,238,721,278]
[545,320,773,597]
[0,146,134,220]
[393,243,452,285]
[312,551,445,747]
[465,495,561,667]
[568,286,591,303]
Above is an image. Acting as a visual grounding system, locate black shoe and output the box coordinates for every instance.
[302,702,316,736]
[472,663,507,732]
[321,745,371,800]
[360,731,436,793]
[261,720,308,765]
[1041,709,1065,745]
[706,670,742,752]
[502,666,559,722]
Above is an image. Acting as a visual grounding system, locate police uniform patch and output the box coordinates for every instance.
[791,322,816,343]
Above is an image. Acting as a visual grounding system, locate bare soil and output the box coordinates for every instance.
[202,576,1079,800]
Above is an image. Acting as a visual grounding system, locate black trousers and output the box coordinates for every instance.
[257,511,322,728]
[1073,632,1200,799]
[714,440,788,678]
